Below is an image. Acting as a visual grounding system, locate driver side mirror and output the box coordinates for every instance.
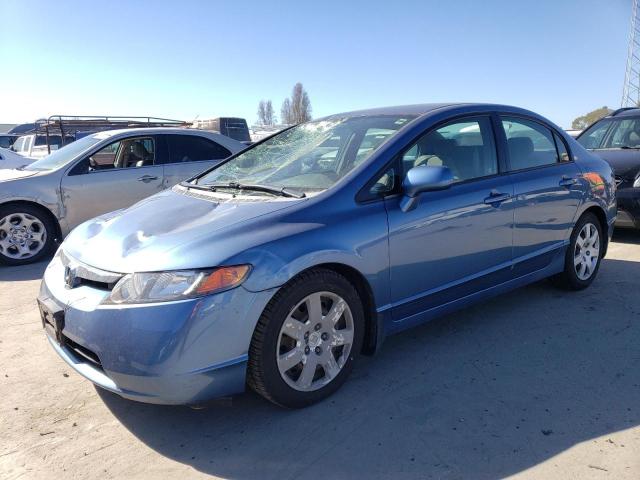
[400,165,454,212]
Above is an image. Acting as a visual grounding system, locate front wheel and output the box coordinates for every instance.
[0,205,56,266]
[247,269,364,408]
[552,212,603,290]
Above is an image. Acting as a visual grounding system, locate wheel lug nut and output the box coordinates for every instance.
[315,346,322,355]
[314,323,321,331]
[321,332,329,341]
[304,346,310,355]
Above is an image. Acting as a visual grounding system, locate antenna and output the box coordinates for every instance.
[622,0,640,107]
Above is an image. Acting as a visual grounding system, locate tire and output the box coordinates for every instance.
[247,268,365,408]
[0,204,57,266]
[552,212,603,290]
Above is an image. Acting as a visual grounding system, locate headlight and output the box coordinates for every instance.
[634,175,640,188]
[103,265,251,305]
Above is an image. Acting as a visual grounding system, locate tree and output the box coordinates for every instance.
[257,99,276,125]
[281,98,293,124]
[264,100,275,126]
[280,83,312,125]
[572,106,613,130]
[257,100,267,125]
[290,82,312,123]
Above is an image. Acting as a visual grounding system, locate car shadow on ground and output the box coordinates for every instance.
[100,256,640,479]
[0,259,48,282]
[612,228,640,245]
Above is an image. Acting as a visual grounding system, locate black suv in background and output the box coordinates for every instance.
[577,107,640,228]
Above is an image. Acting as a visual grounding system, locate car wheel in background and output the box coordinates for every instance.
[552,212,603,290]
[0,204,56,266]
[248,268,364,408]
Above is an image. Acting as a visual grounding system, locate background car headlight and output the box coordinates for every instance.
[634,174,640,188]
[104,265,251,305]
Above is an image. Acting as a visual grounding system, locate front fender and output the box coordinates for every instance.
[0,174,63,228]
[231,200,391,310]
[0,193,60,222]
[244,248,367,292]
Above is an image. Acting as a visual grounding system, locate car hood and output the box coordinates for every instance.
[0,168,40,181]
[63,187,305,273]
[0,148,36,171]
[588,149,640,178]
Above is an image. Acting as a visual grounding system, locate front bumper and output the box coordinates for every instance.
[39,253,276,405]
[616,187,640,228]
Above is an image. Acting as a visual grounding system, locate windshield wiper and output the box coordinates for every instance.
[179,181,216,192]
[205,182,306,199]
[181,180,306,198]
[620,146,640,149]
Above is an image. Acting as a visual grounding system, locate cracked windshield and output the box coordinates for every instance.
[197,115,415,193]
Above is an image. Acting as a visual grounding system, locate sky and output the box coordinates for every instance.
[0,0,631,128]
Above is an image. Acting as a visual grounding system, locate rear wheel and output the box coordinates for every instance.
[0,205,56,266]
[247,268,364,408]
[552,212,603,290]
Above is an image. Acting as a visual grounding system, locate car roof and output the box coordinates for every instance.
[319,103,548,121]
[89,127,245,152]
[320,103,460,118]
[609,108,640,118]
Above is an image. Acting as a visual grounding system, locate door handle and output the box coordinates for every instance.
[484,191,511,206]
[559,176,577,187]
[137,175,158,183]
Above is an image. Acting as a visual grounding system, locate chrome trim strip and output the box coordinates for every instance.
[60,250,123,285]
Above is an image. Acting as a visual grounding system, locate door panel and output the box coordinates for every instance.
[386,114,514,323]
[509,162,582,275]
[60,165,164,231]
[386,175,514,322]
[499,115,582,275]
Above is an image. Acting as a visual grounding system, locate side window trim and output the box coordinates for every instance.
[552,131,571,163]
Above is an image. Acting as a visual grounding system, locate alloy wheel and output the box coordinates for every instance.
[276,291,354,392]
[0,213,47,260]
[573,222,600,281]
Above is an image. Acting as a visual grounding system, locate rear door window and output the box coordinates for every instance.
[166,135,232,164]
[501,117,563,170]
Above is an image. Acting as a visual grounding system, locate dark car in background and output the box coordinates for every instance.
[577,107,640,228]
[194,117,252,143]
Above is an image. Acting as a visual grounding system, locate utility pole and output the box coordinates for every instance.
[622,0,640,107]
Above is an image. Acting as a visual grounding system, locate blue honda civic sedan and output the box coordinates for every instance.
[39,104,616,408]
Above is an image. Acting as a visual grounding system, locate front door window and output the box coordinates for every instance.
[88,137,155,171]
[401,116,498,182]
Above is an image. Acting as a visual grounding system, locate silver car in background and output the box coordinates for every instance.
[0,128,245,265]
[0,147,35,170]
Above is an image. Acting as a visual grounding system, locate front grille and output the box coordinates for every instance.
[60,250,123,291]
[63,335,103,370]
